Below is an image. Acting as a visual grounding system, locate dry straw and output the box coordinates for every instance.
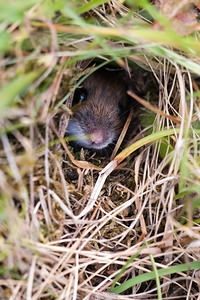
[0,1,200,299]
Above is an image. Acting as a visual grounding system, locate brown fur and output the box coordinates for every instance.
[67,69,130,149]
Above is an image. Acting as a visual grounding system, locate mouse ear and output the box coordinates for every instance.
[73,88,88,105]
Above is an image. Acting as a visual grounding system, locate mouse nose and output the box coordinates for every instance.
[90,130,104,145]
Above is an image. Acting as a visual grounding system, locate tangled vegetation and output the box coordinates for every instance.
[0,0,200,299]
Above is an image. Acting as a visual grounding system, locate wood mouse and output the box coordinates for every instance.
[67,69,131,150]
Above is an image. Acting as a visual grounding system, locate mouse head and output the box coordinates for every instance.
[67,69,130,150]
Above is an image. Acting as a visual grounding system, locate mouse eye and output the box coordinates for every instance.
[79,93,86,102]
[73,88,87,105]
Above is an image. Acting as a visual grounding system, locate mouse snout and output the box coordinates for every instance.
[67,116,116,150]
[90,130,104,146]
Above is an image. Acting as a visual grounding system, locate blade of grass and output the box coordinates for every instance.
[110,261,200,294]
[150,254,162,300]
[148,46,200,74]
[0,121,32,136]
[114,128,180,164]
[77,0,111,14]
[33,22,200,74]
[64,4,124,64]
[0,72,37,113]
[0,0,38,23]
[110,252,139,291]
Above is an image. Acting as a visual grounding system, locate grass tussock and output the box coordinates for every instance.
[0,0,200,299]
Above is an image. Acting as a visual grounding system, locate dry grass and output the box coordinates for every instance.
[1,1,200,299]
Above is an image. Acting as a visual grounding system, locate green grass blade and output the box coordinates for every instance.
[110,253,139,291]
[150,254,162,300]
[148,46,200,75]
[0,30,11,53]
[110,261,200,294]
[78,0,111,14]
[0,0,38,22]
[115,129,180,163]
[0,72,37,113]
